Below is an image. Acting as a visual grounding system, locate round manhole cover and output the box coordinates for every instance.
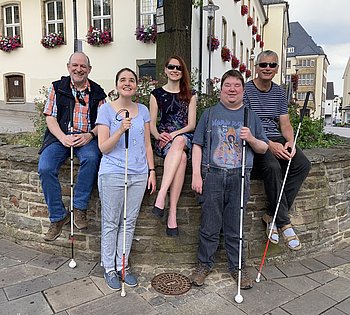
[151,272,192,295]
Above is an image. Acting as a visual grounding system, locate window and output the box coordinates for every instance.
[287,60,291,68]
[221,18,227,47]
[300,59,315,67]
[240,41,244,64]
[91,0,111,31]
[299,73,314,86]
[3,4,20,37]
[139,0,156,26]
[297,92,313,101]
[287,47,294,53]
[286,74,291,84]
[45,1,64,35]
[232,31,236,56]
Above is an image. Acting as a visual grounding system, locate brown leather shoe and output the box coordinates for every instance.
[73,208,88,229]
[231,268,254,290]
[44,215,70,241]
[189,263,211,286]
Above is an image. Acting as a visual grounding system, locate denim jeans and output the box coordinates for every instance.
[38,140,100,222]
[99,173,147,272]
[197,166,251,272]
[253,137,311,228]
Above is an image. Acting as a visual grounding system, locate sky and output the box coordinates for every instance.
[288,0,350,96]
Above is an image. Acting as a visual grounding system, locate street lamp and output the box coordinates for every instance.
[203,1,220,95]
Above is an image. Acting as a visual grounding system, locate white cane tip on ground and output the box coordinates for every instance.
[255,277,261,283]
[68,259,77,269]
[121,291,126,297]
[234,294,243,304]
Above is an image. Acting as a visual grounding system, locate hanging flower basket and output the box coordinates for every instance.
[135,24,157,43]
[256,34,261,42]
[86,27,112,46]
[291,74,299,92]
[245,69,252,78]
[231,55,240,69]
[241,5,248,16]
[252,25,258,35]
[221,46,231,62]
[260,40,264,48]
[239,63,247,73]
[247,16,253,27]
[0,35,21,52]
[234,0,241,2]
[209,36,220,51]
[41,32,64,48]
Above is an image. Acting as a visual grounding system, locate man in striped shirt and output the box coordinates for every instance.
[243,50,311,251]
[38,52,106,241]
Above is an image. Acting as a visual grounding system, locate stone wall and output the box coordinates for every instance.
[0,142,349,267]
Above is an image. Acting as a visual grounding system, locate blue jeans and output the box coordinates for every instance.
[197,166,251,272]
[38,140,100,222]
[99,173,147,272]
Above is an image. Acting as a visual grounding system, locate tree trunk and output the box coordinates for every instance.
[156,1,192,80]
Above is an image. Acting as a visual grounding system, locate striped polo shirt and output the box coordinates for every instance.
[243,80,288,139]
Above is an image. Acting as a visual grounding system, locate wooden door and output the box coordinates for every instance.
[7,75,24,102]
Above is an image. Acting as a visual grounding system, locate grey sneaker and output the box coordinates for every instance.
[189,263,211,286]
[231,268,254,290]
[44,215,70,241]
[117,269,138,287]
[104,270,121,290]
[73,208,88,229]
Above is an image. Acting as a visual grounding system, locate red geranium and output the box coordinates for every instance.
[245,69,252,78]
[221,46,231,62]
[252,25,258,35]
[86,26,112,46]
[256,34,261,42]
[247,16,253,26]
[209,37,220,51]
[239,63,247,73]
[231,55,240,69]
[241,5,248,16]
[260,40,264,48]
[0,35,21,52]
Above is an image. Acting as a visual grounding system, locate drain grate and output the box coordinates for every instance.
[151,272,192,295]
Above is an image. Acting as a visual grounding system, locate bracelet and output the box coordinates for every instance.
[89,131,96,139]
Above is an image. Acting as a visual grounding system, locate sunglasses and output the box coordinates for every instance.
[76,90,86,106]
[257,62,278,68]
[166,64,182,71]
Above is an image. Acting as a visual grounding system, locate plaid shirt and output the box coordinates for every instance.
[44,81,105,133]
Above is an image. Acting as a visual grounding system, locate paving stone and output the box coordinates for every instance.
[0,288,7,304]
[306,270,338,284]
[90,275,116,295]
[43,277,103,312]
[0,264,54,288]
[0,292,53,315]
[328,263,350,280]
[67,291,158,315]
[299,258,329,272]
[260,265,286,280]
[276,262,312,277]
[46,268,91,287]
[218,279,297,314]
[266,308,291,315]
[0,256,22,269]
[281,290,337,315]
[316,277,350,302]
[56,259,97,276]
[90,263,104,278]
[335,296,350,314]
[5,246,41,263]
[333,248,350,262]
[0,239,22,255]
[4,275,52,300]
[28,252,69,270]
[322,307,348,315]
[273,275,321,295]
[314,253,348,268]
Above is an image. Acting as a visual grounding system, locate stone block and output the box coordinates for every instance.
[6,212,42,234]
[28,203,49,218]
[319,219,339,238]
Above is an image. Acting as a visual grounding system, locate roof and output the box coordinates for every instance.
[287,22,326,57]
[326,82,335,100]
[261,0,288,4]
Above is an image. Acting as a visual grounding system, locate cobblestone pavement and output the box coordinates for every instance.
[1,237,350,314]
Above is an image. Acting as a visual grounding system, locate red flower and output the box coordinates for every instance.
[291,74,299,92]
[252,25,258,35]
[86,26,112,46]
[209,36,220,51]
[239,63,247,73]
[247,16,253,27]
[0,35,21,52]
[241,5,248,16]
[260,40,264,48]
[245,69,252,78]
[231,55,240,69]
[256,34,261,42]
[221,46,231,62]
[135,24,157,43]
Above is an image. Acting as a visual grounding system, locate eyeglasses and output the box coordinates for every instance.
[257,62,278,68]
[76,90,86,106]
[166,64,182,71]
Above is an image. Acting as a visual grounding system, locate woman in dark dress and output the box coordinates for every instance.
[150,55,197,236]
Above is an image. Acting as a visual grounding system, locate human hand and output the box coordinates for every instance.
[147,172,156,194]
[269,141,292,160]
[284,141,296,158]
[240,127,253,142]
[158,132,172,148]
[119,117,132,134]
[191,174,203,194]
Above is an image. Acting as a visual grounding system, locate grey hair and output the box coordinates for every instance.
[67,52,91,67]
[256,50,279,65]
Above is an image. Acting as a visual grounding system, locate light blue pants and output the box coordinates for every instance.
[98,173,147,272]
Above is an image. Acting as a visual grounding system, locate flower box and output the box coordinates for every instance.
[231,55,240,69]
[241,5,248,16]
[245,69,252,78]
[209,36,220,51]
[247,16,253,27]
[252,25,258,35]
[41,32,64,49]
[135,24,157,43]
[0,35,21,52]
[86,27,112,46]
[256,34,261,42]
[221,46,231,62]
[260,40,264,48]
[239,63,247,73]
